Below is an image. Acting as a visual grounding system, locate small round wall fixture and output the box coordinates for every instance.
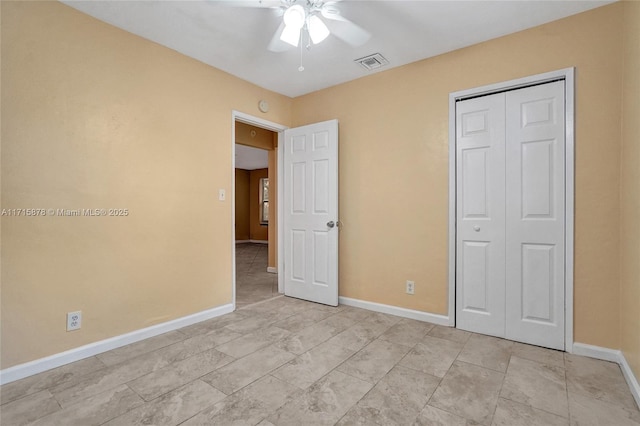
[258,100,269,113]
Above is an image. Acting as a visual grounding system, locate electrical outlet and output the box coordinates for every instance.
[406,280,415,295]
[67,311,82,331]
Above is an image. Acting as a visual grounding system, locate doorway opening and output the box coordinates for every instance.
[231,113,340,308]
[234,141,275,307]
[231,112,287,309]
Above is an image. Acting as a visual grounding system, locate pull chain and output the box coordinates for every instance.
[298,37,304,72]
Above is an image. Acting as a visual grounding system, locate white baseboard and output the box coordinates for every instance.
[620,353,640,409]
[0,303,234,385]
[267,267,277,274]
[338,296,450,326]
[250,240,268,244]
[573,342,640,409]
[235,239,251,244]
[572,342,621,362]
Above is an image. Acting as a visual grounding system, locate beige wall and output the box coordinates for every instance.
[0,1,292,368]
[293,3,624,349]
[2,0,638,370]
[249,169,269,241]
[620,1,640,380]
[234,169,250,240]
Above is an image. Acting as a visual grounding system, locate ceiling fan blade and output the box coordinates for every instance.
[267,21,291,52]
[323,13,371,47]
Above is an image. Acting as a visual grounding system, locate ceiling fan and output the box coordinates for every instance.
[227,0,371,53]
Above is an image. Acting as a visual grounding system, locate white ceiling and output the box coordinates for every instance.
[236,144,269,170]
[62,0,612,98]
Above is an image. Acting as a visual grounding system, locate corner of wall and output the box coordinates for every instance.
[619,0,640,384]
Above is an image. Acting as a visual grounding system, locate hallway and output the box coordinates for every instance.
[235,242,279,308]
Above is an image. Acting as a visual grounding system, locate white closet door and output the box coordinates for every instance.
[505,81,565,350]
[456,81,566,350]
[455,92,506,338]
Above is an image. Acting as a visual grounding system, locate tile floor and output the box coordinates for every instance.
[2,296,639,425]
[236,242,279,308]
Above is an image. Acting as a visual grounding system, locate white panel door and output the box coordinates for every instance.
[456,81,566,350]
[456,92,506,337]
[505,81,565,350]
[283,119,339,306]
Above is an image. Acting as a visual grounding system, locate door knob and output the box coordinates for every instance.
[327,221,335,228]
[473,225,481,232]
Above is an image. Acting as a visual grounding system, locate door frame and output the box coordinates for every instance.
[447,68,575,352]
[231,111,288,309]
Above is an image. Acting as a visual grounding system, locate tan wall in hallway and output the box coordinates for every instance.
[236,122,275,150]
[0,1,292,368]
[235,169,250,240]
[293,3,624,349]
[235,167,268,242]
[249,169,269,241]
[620,0,640,380]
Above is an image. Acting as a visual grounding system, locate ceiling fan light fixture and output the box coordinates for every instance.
[280,24,301,47]
[308,15,329,44]
[283,4,305,29]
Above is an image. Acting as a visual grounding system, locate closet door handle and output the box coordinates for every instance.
[473,225,481,232]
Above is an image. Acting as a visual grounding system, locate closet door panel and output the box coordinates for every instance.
[456,93,506,338]
[505,81,566,350]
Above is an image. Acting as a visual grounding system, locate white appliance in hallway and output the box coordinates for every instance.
[455,81,566,350]
[283,120,339,306]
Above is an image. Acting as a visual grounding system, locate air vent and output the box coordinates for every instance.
[355,53,389,71]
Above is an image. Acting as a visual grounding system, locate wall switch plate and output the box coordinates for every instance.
[406,280,415,295]
[67,311,82,331]
[218,189,226,201]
